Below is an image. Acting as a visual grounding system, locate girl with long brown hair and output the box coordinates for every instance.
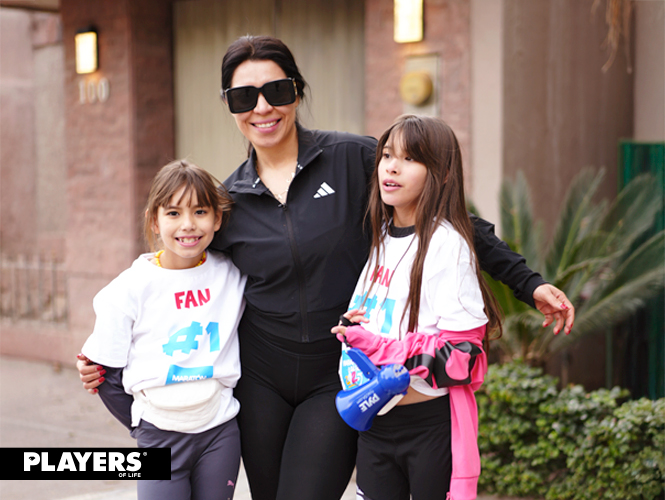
[333,115,501,500]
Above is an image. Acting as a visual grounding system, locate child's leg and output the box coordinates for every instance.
[355,396,452,500]
[401,397,452,500]
[133,419,241,500]
[190,418,241,500]
[137,472,191,500]
[355,421,410,500]
[133,421,192,500]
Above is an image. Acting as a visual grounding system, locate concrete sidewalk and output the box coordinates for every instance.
[0,355,356,500]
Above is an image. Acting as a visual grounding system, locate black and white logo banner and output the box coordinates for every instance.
[1,448,170,480]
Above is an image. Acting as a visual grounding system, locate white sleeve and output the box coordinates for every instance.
[81,283,135,368]
[427,234,488,332]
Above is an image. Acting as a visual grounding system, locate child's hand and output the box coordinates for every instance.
[76,353,106,395]
[331,309,368,339]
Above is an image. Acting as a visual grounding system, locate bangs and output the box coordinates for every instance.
[380,115,458,177]
[144,159,231,253]
[173,182,216,209]
[387,118,430,166]
[156,171,217,209]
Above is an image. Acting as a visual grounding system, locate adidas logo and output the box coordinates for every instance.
[314,182,335,199]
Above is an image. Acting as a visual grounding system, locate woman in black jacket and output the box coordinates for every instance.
[79,35,573,500]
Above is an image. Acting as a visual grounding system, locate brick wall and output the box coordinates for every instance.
[364,0,473,182]
[0,7,70,359]
[0,8,39,257]
[1,0,174,363]
[60,0,174,358]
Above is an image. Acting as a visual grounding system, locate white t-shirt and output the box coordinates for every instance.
[348,221,487,397]
[82,250,247,432]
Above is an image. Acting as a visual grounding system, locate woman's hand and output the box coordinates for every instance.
[76,353,106,394]
[532,284,575,335]
[331,309,368,338]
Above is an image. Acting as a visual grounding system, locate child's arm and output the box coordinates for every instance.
[341,325,485,389]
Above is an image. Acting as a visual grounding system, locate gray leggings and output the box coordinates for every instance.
[133,418,241,500]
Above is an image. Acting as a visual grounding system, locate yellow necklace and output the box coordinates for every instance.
[154,250,206,268]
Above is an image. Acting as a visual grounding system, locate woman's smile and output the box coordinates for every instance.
[253,119,280,129]
[230,60,299,153]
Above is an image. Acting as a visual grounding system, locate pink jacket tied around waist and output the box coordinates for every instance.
[343,324,488,500]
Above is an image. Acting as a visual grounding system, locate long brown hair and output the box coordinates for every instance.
[365,115,502,341]
[144,159,233,252]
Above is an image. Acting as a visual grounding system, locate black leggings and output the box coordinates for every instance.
[134,419,241,500]
[356,396,452,500]
[234,321,358,500]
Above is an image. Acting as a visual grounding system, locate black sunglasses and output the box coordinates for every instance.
[221,78,298,114]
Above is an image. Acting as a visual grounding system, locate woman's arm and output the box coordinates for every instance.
[76,354,133,431]
[76,354,106,394]
[471,215,574,334]
[471,214,544,307]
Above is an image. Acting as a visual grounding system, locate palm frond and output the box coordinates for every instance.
[597,174,663,256]
[495,168,663,366]
[576,199,608,241]
[552,174,661,302]
[551,254,612,299]
[551,266,665,353]
[545,168,605,278]
[483,272,529,317]
[589,230,665,302]
[495,311,544,360]
[500,171,542,266]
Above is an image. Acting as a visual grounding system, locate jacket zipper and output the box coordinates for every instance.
[282,203,310,342]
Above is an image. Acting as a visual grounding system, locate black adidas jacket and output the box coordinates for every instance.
[211,125,545,343]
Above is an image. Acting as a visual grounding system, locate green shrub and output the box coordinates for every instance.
[477,361,663,499]
[477,362,560,497]
[549,398,665,500]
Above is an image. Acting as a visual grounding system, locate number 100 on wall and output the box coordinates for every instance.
[78,77,110,104]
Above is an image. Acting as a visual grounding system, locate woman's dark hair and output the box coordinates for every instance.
[365,115,503,342]
[221,35,307,101]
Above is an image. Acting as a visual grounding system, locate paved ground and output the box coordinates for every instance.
[0,355,356,500]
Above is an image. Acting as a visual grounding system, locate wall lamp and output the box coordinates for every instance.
[394,0,424,43]
[75,27,98,74]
